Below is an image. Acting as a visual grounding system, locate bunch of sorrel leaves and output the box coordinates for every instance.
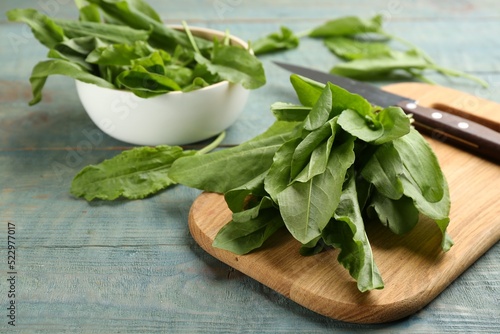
[70,75,453,292]
[6,0,265,105]
[252,15,487,87]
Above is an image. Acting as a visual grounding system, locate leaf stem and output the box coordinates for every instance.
[405,69,436,85]
[197,131,226,155]
[382,31,488,87]
[380,31,435,64]
[224,29,231,46]
[428,65,489,88]
[295,29,313,39]
[182,20,200,54]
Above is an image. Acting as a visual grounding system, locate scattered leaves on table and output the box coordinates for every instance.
[251,15,487,87]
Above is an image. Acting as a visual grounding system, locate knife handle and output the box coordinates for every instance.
[398,101,500,163]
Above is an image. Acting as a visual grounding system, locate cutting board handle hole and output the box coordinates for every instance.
[431,103,500,132]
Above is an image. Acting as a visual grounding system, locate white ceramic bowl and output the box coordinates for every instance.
[75,26,251,146]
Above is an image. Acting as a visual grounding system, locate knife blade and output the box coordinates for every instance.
[274,61,500,163]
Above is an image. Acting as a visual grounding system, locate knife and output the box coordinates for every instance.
[274,61,500,163]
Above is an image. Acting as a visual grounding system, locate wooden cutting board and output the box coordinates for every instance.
[188,83,500,324]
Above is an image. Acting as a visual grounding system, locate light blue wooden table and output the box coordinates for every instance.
[0,1,499,332]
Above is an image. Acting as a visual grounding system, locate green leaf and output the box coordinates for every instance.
[29,59,115,105]
[252,26,300,55]
[399,171,449,221]
[338,106,409,145]
[47,47,94,71]
[55,35,108,57]
[53,18,151,44]
[372,106,411,145]
[123,0,163,22]
[291,118,336,180]
[115,64,181,97]
[6,9,66,49]
[330,50,430,80]
[88,0,212,51]
[264,137,302,203]
[369,190,420,235]
[303,83,332,131]
[231,196,274,223]
[249,120,301,142]
[78,4,102,22]
[189,63,220,85]
[391,129,452,251]
[86,41,155,66]
[277,138,355,244]
[169,122,298,194]
[393,128,445,203]
[51,35,110,77]
[338,109,383,142]
[213,200,284,255]
[131,51,167,75]
[224,172,267,213]
[194,40,266,89]
[271,102,311,122]
[323,169,384,292]
[329,81,373,118]
[355,174,372,210]
[290,76,372,118]
[290,74,325,107]
[182,77,210,92]
[437,222,454,252]
[171,44,196,67]
[74,0,91,8]
[324,36,391,60]
[164,65,193,87]
[322,28,487,87]
[309,15,383,38]
[400,171,453,251]
[293,134,334,183]
[361,142,404,200]
[71,145,195,201]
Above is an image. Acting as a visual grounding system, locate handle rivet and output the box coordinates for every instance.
[432,112,443,119]
[406,102,417,109]
[458,122,469,129]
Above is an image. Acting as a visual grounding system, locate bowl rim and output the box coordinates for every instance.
[75,24,250,97]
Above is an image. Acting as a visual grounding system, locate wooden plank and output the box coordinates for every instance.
[2,0,500,23]
[188,83,500,323]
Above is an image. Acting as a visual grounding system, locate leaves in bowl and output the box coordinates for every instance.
[194,39,266,90]
[6,0,265,104]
